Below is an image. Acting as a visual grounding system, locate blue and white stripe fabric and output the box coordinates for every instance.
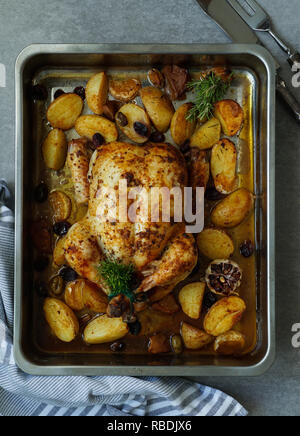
[0,180,247,417]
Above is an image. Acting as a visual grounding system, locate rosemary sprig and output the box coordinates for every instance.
[98,259,136,302]
[186,72,232,122]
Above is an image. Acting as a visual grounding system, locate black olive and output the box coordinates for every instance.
[116,112,128,127]
[92,133,104,148]
[110,341,126,353]
[53,221,72,237]
[54,89,65,100]
[128,320,141,336]
[31,84,48,101]
[203,291,218,310]
[74,86,86,100]
[35,280,48,297]
[180,140,191,154]
[149,131,165,143]
[34,256,49,272]
[205,187,225,202]
[59,266,78,282]
[133,122,149,137]
[240,240,254,258]
[34,183,49,203]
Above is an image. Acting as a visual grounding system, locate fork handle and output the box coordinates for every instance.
[276,75,300,123]
[268,29,300,69]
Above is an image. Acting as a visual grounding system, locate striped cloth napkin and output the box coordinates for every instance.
[0,180,247,417]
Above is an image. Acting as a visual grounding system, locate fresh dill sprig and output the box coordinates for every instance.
[186,72,232,122]
[98,259,136,302]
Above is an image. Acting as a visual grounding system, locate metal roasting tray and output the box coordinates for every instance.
[14,44,276,376]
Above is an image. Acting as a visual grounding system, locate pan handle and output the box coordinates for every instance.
[276,75,300,123]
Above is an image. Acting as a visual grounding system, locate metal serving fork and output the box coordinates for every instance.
[227,0,300,67]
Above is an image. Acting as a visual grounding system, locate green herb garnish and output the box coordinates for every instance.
[98,259,136,302]
[186,72,232,122]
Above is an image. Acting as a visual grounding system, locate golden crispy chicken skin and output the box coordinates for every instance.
[66,141,198,295]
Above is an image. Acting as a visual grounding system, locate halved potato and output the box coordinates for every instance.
[86,72,108,115]
[49,190,72,223]
[211,188,254,228]
[211,139,238,194]
[190,117,221,150]
[115,103,151,144]
[65,279,108,313]
[197,228,234,260]
[152,294,180,314]
[42,129,67,171]
[178,282,206,319]
[53,236,66,266]
[170,103,196,146]
[214,99,244,136]
[75,115,118,142]
[203,296,246,337]
[43,298,79,343]
[214,330,246,355]
[83,315,129,344]
[139,86,175,133]
[47,93,83,130]
[181,322,214,350]
[109,78,141,102]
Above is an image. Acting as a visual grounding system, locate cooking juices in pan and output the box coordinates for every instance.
[30,66,257,357]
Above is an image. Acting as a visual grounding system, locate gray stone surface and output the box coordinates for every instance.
[0,0,299,416]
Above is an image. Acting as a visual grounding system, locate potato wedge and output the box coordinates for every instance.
[115,103,151,144]
[65,279,108,313]
[83,315,128,344]
[42,129,67,171]
[152,294,180,314]
[181,322,214,350]
[139,87,175,133]
[211,139,237,194]
[109,78,141,102]
[49,190,72,223]
[43,298,79,343]
[47,93,83,130]
[170,103,196,146]
[214,99,244,136]
[148,333,171,354]
[203,296,246,337]
[214,330,246,355]
[86,72,108,115]
[178,282,206,320]
[190,117,221,150]
[53,236,66,266]
[187,148,210,191]
[211,188,254,228]
[75,115,118,142]
[197,228,234,260]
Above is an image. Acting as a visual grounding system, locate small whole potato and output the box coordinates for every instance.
[49,190,72,223]
[42,129,67,171]
[211,188,254,228]
[47,93,83,130]
[139,87,175,133]
[86,72,108,115]
[214,330,246,355]
[197,228,234,260]
[109,78,141,102]
[181,322,214,350]
[211,139,237,194]
[190,117,221,150]
[203,296,246,337]
[178,282,206,320]
[75,115,118,143]
[214,99,244,137]
[65,279,108,313]
[115,103,151,144]
[83,315,129,344]
[170,103,196,146]
[43,298,79,343]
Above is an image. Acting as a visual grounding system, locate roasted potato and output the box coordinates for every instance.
[214,99,244,136]
[211,188,254,228]
[178,282,206,320]
[109,78,141,102]
[197,228,234,260]
[53,236,66,266]
[190,117,221,150]
[47,93,83,130]
[170,103,196,146]
[115,103,151,144]
[83,315,129,344]
[181,322,214,350]
[49,190,72,223]
[139,86,175,133]
[187,148,210,192]
[75,115,118,143]
[214,330,246,355]
[43,298,79,343]
[65,279,108,313]
[86,72,108,115]
[152,294,180,314]
[147,68,165,89]
[211,139,237,194]
[203,296,246,337]
[148,333,171,354]
[42,129,67,171]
